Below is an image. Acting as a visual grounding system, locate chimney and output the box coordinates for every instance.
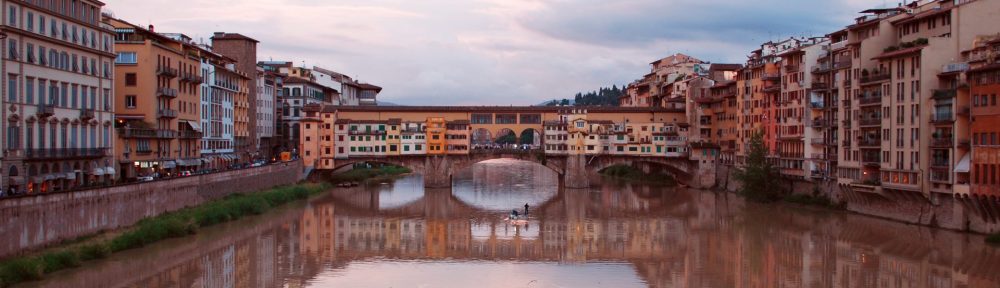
[148,24,154,32]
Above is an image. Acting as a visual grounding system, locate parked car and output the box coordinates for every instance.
[138,176,155,182]
[179,171,193,177]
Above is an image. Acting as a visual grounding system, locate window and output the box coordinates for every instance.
[8,6,16,26]
[125,73,136,86]
[26,43,34,63]
[7,74,17,102]
[115,52,137,64]
[39,15,45,34]
[38,46,46,65]
[8,39,17,60]
[25,78,34,104]
[125,95,137,108]
[27,12,33,31]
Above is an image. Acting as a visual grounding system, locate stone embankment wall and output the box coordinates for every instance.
[0,161,303,259]
[713,163,1000,234]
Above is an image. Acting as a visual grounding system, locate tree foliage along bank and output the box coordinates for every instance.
[544,85,625,107]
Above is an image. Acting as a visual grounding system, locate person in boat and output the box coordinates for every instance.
[511,209,520,220]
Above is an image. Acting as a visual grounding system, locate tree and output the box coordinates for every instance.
[734,130,783,202]
[559,99,570,106]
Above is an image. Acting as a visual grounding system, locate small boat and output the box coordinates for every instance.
[503,217,530,226]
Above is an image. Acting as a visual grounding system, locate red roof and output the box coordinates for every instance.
[872,45,926,60]
[211,32,259,43]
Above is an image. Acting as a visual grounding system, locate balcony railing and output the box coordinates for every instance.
[859,139,881,147]
[785,64,800,73]
[859,118,881,127]
[930,168,951,183]
[940,62,969,74]
[931,137,954,148]
[811,138,827,145]
[25,148,108,160]
[931,113,954,124]
[79,109,95,120]
[37,104,55,117]
[861,154,881,165]
[179,130,202,139]
[811,82,829,90]
[834,60,852,70]
[119,128,157,138]
[810,102,825,109]
[180,72,203,83]
[157,129,177,139]
[860,73,890,85]
[157,87,178,98]
[157,66,178,77]
[859,95,882,106]
[762,72,781,80]
[763,84,781,93]
[157,109,178,118]
[812,64,831,74]
[932,89,956,99]
[931,159,950,169]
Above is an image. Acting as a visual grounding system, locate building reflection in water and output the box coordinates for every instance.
[24,160,1000,288]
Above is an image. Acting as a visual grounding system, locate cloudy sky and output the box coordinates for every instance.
[104,0,879,105]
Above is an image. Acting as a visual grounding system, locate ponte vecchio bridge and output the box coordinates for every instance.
[300,106,719,188]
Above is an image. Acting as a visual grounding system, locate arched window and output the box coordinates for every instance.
[9,165,19,177]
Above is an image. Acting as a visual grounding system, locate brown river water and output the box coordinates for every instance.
[20,159,1000,288]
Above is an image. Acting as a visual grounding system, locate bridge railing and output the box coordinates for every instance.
[469,148,544,155]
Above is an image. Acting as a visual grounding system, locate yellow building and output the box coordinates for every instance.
[426,117,446,155]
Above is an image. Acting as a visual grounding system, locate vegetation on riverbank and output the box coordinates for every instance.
[987,233,1000,245]
[783,193,846,210]
[0,182,328,287]
[600,164,676,185]
[735,131,784,202]
[327,165,412,184]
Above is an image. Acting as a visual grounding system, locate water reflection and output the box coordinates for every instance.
[22,160,1000,288]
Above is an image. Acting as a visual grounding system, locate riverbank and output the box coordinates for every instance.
[600,164,676,185]
[327,165,412,184]
[0,182,328,287]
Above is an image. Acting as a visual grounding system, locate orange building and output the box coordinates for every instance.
[425,117,446,154]
[967,36,1000,196]
[109,18,202,179]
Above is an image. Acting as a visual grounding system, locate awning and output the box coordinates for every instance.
[91,167,106,176]
[65,172,77,180]
[179,159,201,166]
[161,161,177,169]
[955,153,971,173]
[184,121,202,132]
[51,173,64,180]
[31,176,44,183]
[105,167,116,175]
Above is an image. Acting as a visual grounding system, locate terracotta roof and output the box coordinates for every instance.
[211,32,259,43]
[891,7,951,25]
[710,63,743,71]
[357,83,383,92]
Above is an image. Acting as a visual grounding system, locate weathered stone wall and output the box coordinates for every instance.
[0,161,303,259]
[714,162,1000,234]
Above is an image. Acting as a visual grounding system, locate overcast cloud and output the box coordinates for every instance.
[104,0,877,105]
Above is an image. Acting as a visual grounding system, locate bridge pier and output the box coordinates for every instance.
[423,156,454,188]
[563,154,590,189]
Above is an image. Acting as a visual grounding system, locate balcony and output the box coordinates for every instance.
[811,119,827,128]
[940,62,969,75]
[157,66,178,77]
[860,72,890,85]
[810,153,827,160]
[785,63,800,73]
[931,137,954,148]
[811,82,829,90]
[859,118,881,127]
[861,154,881,165]
[931,159,950,169]
[37,104,55,117]
[157,109,178,119]
[119,128,156,138]
[25,148,108,160]
[79,109,95,120]
[762,72,781,81]
[859,139,881,148]
[842,119,852,128]
[810,170,828,179]
[810,102,825,109]
[930,168,952,184]
[157,87,178,98]
[931,113,954,124]
[179,130,202,139]
[811,138,827,146]
[180,72,203,83]
[763,84,781,93]
[157,129,177,139]
[834,60,852,70]
[932,89,956,100]
[859,95,882,106]
[812,64,832,74]
[842,140,852,147]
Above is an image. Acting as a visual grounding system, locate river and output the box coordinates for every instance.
[22,159,1000,287]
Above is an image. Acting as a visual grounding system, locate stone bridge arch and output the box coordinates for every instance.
[585,155,695,185]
